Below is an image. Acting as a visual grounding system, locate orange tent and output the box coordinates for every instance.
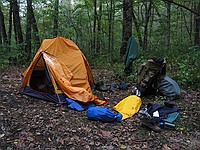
[20,37,105,105]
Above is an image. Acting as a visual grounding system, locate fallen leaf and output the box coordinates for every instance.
[102,131,111,137]
[27,137,34,141]
[162,144,171,150]
[120,145,127,149]
[0,134,5,138]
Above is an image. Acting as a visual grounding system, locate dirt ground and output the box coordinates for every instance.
[0,67,200,150]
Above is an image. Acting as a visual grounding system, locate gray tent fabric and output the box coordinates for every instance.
[157,76,180,100]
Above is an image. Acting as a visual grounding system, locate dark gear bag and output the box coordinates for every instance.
[137,58,166,96]
[157,75,180,100]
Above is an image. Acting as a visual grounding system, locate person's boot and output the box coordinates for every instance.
[141,118,162,133]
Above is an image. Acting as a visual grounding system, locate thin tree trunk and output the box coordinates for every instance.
[84,0,93,54]
[153,2,162,25]
[0,27,2,45]
[0,6,8,45]
[166,0,171,50]
[93,0,97,52]
[111,0,115,55]
[25,0,32,60]
[13,10,17,43]
[8,0,13,46]
[53,0,59,37]
[96,0,102,54]
[181,8,192,45]
[30,3,40,49]
[143,0,152,51]
[109,0,113,54]
[194,1,200,47]
[132,11,142,48]
[180,7,183,43]
[120,0,133,55]
[149,3,155,50]
[189,2,193,45]
[106,0,112,54]
[12,0,23,44]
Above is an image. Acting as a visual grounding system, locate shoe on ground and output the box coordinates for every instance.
[141,119,162,133]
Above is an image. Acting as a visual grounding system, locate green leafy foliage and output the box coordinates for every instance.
[90,44,200,89]
[168,47,200,88]
[0,0,199,89]
[0,44,28,69]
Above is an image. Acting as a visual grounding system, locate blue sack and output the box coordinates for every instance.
[66,98,84,111]
[87,105,122,122]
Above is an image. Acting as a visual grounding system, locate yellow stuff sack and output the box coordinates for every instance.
[113,95,142,120]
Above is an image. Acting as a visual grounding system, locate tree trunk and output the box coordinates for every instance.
[120,0,133,55]
[12,0,23,44]
[107,0,113,54]
[8,0,13,46]
[132,11,142,48]
[25,0,32,60]
[96,0,102,54]
[194,1,200,47]
[30,2,40,49]
[0,27,2,45]
[93,0,97,53]
[189,2,193,44]
[143,0,152,51]
[166,0,171,50]
[0,6,8,45]
[13,11,17,43]
[111,0,115,55]
[53,0,59,37]
[84,0,93,54]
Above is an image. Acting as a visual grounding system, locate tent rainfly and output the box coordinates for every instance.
[20,37,105,105]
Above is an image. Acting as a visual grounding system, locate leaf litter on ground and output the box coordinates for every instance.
[0,67,200,149]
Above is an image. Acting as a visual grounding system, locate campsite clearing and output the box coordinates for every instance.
[0,67,200,149]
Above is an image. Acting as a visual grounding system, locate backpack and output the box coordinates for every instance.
[137,58,166,96]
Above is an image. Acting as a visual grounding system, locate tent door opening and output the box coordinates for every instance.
[29,69,55,95]
[29,56,55,95]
